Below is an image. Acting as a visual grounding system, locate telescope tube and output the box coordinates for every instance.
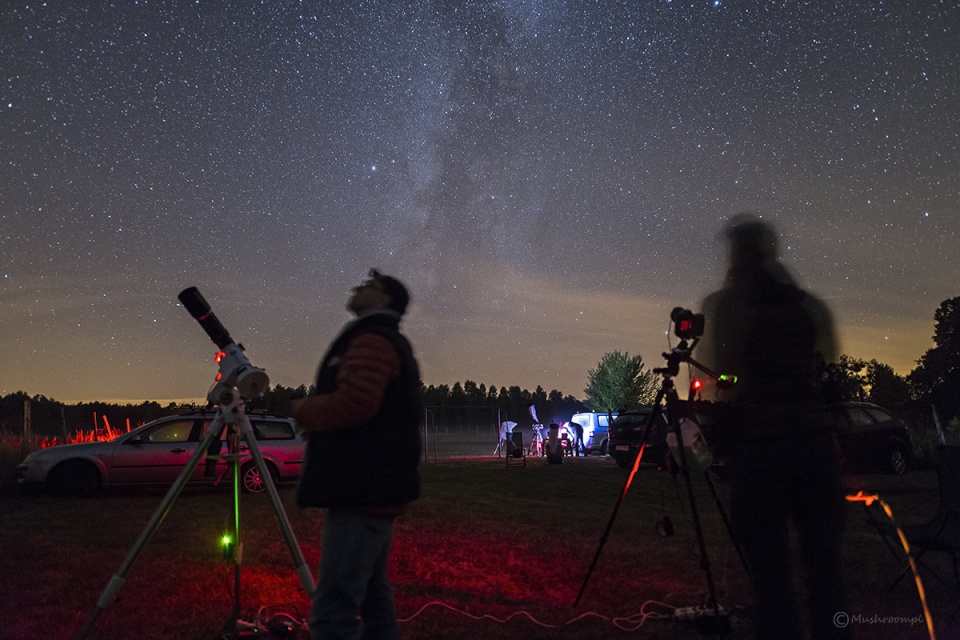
[178,287,233,349]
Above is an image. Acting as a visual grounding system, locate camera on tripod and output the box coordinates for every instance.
[670,307,704,340]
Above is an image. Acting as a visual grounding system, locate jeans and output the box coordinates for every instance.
[310,509,399,640]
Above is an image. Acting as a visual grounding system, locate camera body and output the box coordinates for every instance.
[671,307,704,340]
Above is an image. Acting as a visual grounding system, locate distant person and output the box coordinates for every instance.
[700,214,848,640]
[565,420,584,456]
[294,269,422,640]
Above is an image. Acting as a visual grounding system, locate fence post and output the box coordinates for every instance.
[22,399,32,455]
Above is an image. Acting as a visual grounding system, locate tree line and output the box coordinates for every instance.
[815,296,960,430]
[4,296,957,437]
[578,296,960,432]
[0,393,184,440]
[0,381,588,438]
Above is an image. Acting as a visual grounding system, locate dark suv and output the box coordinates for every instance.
[832,402,912,475]
[607,408,672,469]
[608,401,912,477]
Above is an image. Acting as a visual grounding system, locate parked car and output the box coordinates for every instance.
[606,401,911,477]
[567,412,617,455]
[832,402,912,475]
[607,408,671,469]
[16,410,305,497]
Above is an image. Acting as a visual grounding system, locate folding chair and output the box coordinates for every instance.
[505,430,526,467]
[871,444,960,592]
[495,421,517,457]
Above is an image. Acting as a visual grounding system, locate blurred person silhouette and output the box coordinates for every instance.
[566,420,584,456]
[294,269,422,640]
[699,214,849,640]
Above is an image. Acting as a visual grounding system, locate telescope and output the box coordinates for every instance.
[178,286,269,403]
[77,288,314,640]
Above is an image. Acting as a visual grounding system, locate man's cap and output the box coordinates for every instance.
[369,268,410,316]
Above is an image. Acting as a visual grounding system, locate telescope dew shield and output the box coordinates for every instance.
[178,287,233,349]
[528,403,540,423]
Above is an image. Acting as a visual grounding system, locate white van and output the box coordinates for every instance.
[567,412,618,455]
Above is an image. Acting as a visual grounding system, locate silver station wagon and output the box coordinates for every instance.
[16,410,305,497]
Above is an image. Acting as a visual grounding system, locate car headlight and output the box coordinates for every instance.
[20,451,39,465]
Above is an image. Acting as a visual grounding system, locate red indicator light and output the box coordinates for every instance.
[689,378,703,399]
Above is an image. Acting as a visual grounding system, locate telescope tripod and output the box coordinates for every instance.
[76,389,316,640]
[575,340,745,634]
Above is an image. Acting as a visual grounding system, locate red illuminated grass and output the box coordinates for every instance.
[1,434,957,639]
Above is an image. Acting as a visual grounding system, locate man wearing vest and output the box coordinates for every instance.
[294,269,422,640]
[700,215,849,640]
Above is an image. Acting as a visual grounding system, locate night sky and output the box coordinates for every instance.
[2,1,958,404]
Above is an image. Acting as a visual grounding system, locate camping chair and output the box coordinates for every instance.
[870,444,960,593]
[495,421,518,457]
[505,430,526,467]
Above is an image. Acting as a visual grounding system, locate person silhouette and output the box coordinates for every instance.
[700,214,849,640]
[294,269,421,640]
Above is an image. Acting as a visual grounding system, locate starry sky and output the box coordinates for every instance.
[2,1,958,404]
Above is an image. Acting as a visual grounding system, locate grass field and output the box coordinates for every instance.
[1,431,956,640]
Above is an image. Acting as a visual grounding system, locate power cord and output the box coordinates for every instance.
[397,599,678,632]
[227,603,308,639]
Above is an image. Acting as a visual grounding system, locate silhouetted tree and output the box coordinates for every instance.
[821,354,868,403]
[864,360,911,413]
[583,351,657,414]
[909,296,960,421]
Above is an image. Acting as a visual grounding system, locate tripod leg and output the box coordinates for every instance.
[703,470,750,579]
[76,413,228,640]
[667,392,722,616]
[239,417,317,596]
[574,389,666,607]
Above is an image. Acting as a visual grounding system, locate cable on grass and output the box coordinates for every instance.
[398,599,677,632]
[846,491,936,640]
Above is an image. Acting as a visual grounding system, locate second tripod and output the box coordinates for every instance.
[575,309,744,634]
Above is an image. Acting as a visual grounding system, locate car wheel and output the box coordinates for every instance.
[240,461,276,493]
[600,440,608,455]
[614,455,632,469]
[887,448,908,475]
[48,461,101,498]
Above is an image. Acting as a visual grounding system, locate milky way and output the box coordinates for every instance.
[2,1,957,403]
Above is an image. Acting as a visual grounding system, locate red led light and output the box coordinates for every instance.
[689,378,703,399]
